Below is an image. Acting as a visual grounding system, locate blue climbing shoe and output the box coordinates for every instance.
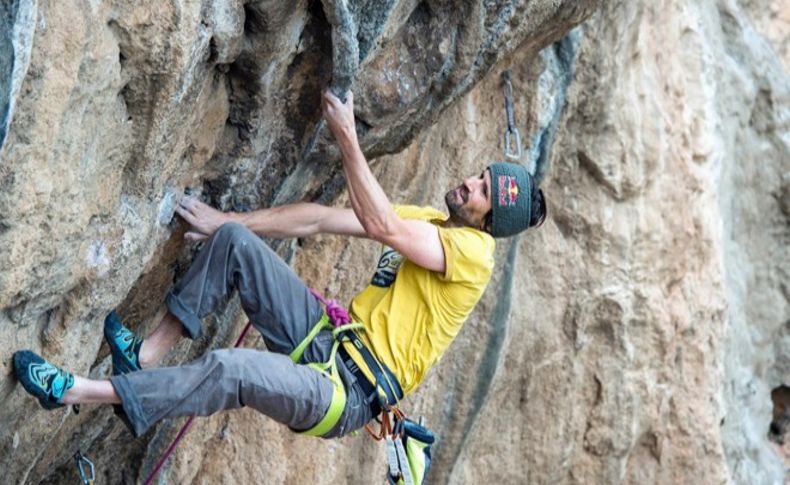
[13,350,74,410]
[104,310,143,375]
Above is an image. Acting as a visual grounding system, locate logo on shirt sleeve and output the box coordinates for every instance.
[371,247,403,288]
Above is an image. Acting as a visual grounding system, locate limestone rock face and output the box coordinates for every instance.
[0,0,787,484]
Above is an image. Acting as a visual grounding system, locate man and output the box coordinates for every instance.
[14,91,546,439]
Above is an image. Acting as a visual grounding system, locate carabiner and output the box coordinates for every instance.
[74,450,95,485]
[501,71,522,161]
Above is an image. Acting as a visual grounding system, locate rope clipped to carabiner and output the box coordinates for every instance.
[74,450,95,485]
[501,71,522,161]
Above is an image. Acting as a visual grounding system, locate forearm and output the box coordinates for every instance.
[232,203,326,239]
[335,132,396,237]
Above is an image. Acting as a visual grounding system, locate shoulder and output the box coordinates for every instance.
[437,226,496,282]
[439,226,495,258]
[393,204,448,223]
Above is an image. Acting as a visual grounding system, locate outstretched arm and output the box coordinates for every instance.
[321,91,446,273]
[176,197,366,241]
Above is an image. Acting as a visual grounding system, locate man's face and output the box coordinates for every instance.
[445,168,493,230]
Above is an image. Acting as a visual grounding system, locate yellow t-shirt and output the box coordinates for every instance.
[345,205,495,396]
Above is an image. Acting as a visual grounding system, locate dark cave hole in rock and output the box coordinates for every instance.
[769,385,790,444]
[243,3,267,36]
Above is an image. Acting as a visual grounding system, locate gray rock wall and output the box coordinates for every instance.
[0,0,787,484]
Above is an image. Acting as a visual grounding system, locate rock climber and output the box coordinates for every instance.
[13,90,546,439]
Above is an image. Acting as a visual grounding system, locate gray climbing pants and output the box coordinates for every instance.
[110,222,374,438]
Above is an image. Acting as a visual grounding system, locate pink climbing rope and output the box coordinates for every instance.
[142,319,254,485]
[309,288,350,326]
[142,416,195,485]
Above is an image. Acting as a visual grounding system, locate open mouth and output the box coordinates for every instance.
[458,186,469,203]
[446,185,469,209]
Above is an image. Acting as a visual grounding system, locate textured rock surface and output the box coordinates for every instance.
[0,0,787,484]
[740,0,789,70]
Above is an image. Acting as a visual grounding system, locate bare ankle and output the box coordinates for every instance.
[61,385,79,405]
[138,312,186,368]
[64,376,121,405]
[137,344,155,368]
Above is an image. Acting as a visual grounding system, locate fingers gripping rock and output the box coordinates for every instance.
[176,195,232,240]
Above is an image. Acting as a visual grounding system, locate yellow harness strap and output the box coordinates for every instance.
[288,314,365,437]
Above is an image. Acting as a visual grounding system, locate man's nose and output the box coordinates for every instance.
[465,176,480,192]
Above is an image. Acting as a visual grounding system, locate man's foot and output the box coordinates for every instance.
[13,350,74,410]
[104,310,143,375]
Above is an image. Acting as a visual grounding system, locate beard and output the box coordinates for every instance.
[445,185,473,225]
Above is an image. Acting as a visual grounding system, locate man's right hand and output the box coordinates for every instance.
[322,90,358,149]
[175,196,233,241]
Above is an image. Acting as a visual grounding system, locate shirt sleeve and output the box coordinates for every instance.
[437,227,496,284]
[393,204,443,221]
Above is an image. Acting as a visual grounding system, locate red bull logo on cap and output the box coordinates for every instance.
[498,175,519,207]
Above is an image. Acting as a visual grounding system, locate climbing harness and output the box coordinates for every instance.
[302,291,434,484]
[314,289,403,409]
[289,289,403,437]
[501,70,522,161]
[287,310,357,437]
[73,450,95,485]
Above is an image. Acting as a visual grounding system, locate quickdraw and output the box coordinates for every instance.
[502,70,522,161]
[366,406,435,485]
[73,450,95,485]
